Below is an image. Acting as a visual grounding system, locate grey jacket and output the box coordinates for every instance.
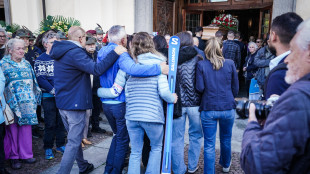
[253,45,275,86]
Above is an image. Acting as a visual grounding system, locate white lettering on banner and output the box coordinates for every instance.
[171,48,175,71]
[171,38,178,45]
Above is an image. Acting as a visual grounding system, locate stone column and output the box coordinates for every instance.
[134,0,153,34]
[272,0,297,20]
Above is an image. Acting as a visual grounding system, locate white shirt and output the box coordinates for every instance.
[269,50,291,70]
[68,40,82,48]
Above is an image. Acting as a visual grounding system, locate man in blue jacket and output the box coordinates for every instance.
[241,18,310,174]
[97,25,167,174]
[50,26,127,174]
[264,12,303,99]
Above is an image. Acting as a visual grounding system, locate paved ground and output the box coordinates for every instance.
[5,110,248,174]
[40,112,247,174]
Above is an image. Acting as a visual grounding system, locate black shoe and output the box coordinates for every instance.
[23,158,36,164]
[91,127,106,134]
[80,163,94,174]
[10,159,22,170]
[0,168,10,174]
[32,129,42,139]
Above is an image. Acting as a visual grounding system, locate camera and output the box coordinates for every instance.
[235,96,279,119]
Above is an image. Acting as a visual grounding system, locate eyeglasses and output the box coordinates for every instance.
[256,41,262,43]
[0,35,6,38]
[48,41,54,44]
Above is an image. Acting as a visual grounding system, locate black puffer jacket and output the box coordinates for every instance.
[173,46,202,118]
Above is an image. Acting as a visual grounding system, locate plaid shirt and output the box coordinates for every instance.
[223,40,241,70]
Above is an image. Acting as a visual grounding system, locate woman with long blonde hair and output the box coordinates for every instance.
[196,37,239,173]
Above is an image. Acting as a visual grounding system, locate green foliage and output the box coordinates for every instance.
[0,20,21,33]
[38,15,81,34]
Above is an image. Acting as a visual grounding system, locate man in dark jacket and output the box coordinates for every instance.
[50,26,126,174]
[241,18,310,174]
[195,26,206,51]
[85,36,106,134]
[264,12,303,99]
[222,30,241,71]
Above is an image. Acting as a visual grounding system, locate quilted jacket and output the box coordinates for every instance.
[178,46,202,107]
[241,73,310,174]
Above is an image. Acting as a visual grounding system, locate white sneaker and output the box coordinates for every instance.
[188,166,199,173]
[222,166,230,173]
[222,161,232,173]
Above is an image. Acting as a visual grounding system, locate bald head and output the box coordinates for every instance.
[68,26,85,41]
[193,37,199,47]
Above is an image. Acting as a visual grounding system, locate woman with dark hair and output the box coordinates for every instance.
[126,35,133,50]
[153,35,168,58]
[171,31,203,174]
[196,37,238,173]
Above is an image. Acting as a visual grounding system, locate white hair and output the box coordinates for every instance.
[248,41,258,50]
[296,18,310,50]
[42,31,59,45]
[5,38,25,55]
[108,25,126,44]
[0,28,6,36]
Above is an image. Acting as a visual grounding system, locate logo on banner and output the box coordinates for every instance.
[171,48,175,71]
[171,38,178,45]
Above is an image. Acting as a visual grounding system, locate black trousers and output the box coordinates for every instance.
[0,123,5,169]
[42,97,66,149]
[91,95,102,129]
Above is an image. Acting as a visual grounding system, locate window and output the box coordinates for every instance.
[186,13,200,34]
[190,0,200,3]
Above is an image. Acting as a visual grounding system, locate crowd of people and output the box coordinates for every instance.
[0,11,308,174]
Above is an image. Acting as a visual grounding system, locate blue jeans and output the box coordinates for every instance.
[171,107,203,174]
[126,120,163,174]
[200,109,235,174]
[42,97,65,149]
[57,110,88,174]
[103,103,129,174]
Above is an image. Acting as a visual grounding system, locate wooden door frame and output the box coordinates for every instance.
[258,5,272,38]
[182,10,203,32]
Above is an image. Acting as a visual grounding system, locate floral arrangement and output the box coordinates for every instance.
[0,20,21,36]
[211,14,238,31]
[38,15,81,35]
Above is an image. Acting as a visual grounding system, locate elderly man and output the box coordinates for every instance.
[241,18,310,174]
[50,26,126,174]
[0,29,7,59]
[85,36,107,134]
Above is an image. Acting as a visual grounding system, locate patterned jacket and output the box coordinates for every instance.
[34,52,55,95]
[223,40,241,70]
[0,55,41,125]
